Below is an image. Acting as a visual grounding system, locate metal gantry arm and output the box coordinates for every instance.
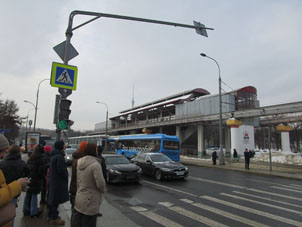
[66,10,214,35]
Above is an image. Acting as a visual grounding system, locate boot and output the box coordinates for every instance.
[49,217,65,225]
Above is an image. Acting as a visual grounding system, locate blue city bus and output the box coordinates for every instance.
[109,134,181,162]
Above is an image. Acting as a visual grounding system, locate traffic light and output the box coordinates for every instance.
[59,98,72,121]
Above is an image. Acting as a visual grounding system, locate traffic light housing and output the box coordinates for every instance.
[59,98,72,121]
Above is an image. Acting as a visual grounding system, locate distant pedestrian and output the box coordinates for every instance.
[233,149,238,161]
[73,143,106,227]
[212,150,218,165]
[48,140,69,225]
[244,148,252,169]
[22,144,46,218]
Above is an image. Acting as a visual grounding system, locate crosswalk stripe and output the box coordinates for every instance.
[180,198,269,227]
[142,180,198,197]
[290,184,302,189]
[220,193,301,214]
[130,206,184,227]
[159,202,229,227]
[270,185,302,193]
[246,188,302,201]
[189,176,245,189]
[232,191,302,208]
[201,195,302,227]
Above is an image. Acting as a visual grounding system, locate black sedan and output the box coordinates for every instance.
[103,154,142,183]
[132,153,189,180]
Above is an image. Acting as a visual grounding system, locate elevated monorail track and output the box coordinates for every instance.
[107,101,302,133]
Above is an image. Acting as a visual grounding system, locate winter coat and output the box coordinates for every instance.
[0,169,22,227]
[27,153,46,194]
[244,150,251,161]
[48,148,69,206]
[0,153,28,184]
[69,150,85,195]
[212,151,218,160]
[75,155,105,216]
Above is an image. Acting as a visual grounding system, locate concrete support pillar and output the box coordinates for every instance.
[225,127,231,158]
[281,132,291,151]
[159,127,163,134]
[276,124,293,152]
[197,125,204,158]
[176,126,182,143]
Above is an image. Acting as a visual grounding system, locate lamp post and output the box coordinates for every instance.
[96,101,108,151]
[24,100,36,131]
[35,78,50,132]
[200,53,225,165]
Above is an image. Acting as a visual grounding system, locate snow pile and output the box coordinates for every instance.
[253,150,302,166]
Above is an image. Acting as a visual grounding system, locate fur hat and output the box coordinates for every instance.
[0,134,9,151]
[44,145,52,153]
[54,140,65,151]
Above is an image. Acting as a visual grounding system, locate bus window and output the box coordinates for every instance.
[163,141,179,150]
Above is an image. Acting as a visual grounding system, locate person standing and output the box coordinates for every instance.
[0,144,28,226]
[212,150,218,165]
[97,145,107,182]
[48,140,69,225]
[69,141,87,226]
[73,143,106,227]
[0,134,30,227]
[244,148,251,169]
[233,149,238,161]
[40,145,51,205]
[22,144,46,217]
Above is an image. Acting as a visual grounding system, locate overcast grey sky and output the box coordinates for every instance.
[0,0,301,131]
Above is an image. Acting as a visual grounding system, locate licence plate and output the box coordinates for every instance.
[126,175,136,179]
[176,171,185,176]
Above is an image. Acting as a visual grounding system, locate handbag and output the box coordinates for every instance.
[0,201,16,226]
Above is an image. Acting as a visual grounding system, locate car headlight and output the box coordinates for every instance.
[161,168,172,172]
[109,169,122,174]
[137,167,142,173]
[67,156,70,160]
[184,167,188,171]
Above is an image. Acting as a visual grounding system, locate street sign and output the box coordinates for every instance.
[53,41,79,62]
[193,21,208,37]
[51,62,78,90]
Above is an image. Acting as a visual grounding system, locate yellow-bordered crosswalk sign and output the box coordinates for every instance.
[51,62,78,90]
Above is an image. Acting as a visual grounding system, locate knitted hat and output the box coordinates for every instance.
[44,145,52,153]
[0,134,9,151]
[54,140,65,151]
[78,141,87,153]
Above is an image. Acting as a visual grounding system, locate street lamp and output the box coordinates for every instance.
[35,78,50,132]
[24,100,36,131]
[96,101,108,151]
[200,53,225,165]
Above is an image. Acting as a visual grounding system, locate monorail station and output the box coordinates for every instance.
[94,86,297,156]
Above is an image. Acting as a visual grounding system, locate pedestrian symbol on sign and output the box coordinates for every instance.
[57,70,72,84]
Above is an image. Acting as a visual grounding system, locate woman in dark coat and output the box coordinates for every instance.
[48,140,69,225]
[22,144,45,217]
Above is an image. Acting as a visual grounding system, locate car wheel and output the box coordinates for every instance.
[155,169,162,181]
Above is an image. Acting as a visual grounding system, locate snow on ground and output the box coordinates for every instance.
[253,150,302,166]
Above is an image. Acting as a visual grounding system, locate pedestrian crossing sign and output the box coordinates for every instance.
[50,62,78,90]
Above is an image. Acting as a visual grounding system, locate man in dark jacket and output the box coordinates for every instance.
[48,140,69,225]
[212,150,218,165]
[244,148,252,169]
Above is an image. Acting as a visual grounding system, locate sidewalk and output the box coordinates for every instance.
[181,156,302,180]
